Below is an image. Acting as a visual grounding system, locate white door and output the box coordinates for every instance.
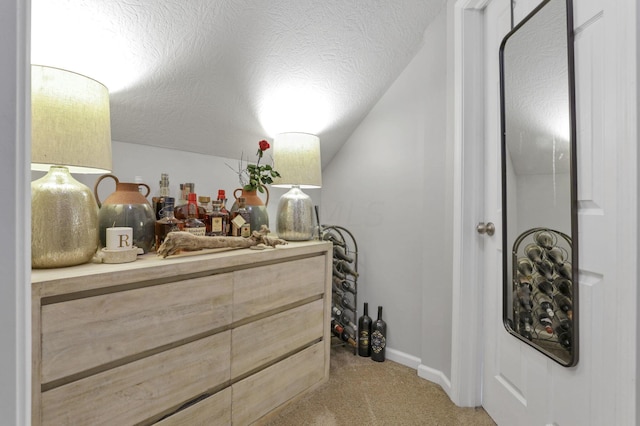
[475,0,637,425]
[478,0,525,423]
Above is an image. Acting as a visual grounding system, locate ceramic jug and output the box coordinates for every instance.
[94,174,156,253]
[230,186,270,233]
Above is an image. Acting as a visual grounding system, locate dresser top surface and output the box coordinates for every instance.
[32,240,331,297]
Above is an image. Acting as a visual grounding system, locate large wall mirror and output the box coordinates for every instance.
[500,0,578,367]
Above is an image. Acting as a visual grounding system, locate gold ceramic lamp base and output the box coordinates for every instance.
[31,166,99,268]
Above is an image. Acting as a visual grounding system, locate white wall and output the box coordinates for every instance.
[516,172,571,235]
[55,141,321,233]
[636,0,640,414]
[0,0,30,424]
[321,8,452,376]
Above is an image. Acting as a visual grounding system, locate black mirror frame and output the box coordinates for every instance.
[499,0,579,367]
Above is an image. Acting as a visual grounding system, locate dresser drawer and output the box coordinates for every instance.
[41,273,232,384]
[41,331,231,426]
[231,299,324,379]
[231,341,325,425]
[233,256,325,322]
[154,388,231,426]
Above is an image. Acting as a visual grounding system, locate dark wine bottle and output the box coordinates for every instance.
[332,293,356,313]
[335,259,359,278]
[341,297,356,312]
[518,311,533,332]
[323,232,345,246]
[536,279,555,298]
[331,319,344,337]
[536,259,555,280]
[343,316,358,331]
[555,277,572,297]
[343,325,357,340]
[557,262,572,279]
[333,245,355,262]
[553,293,573,320]
[331,305,342,317]
[331,319,356,347]
[558,330,572,350]
[332,286,345,298]
[358,303,372,357]
[516,285,533,311]
[342,334,357,347]
[535,307,553,334]
[554,309,571,331]
[533,292,554,317]
[332,277,356,294]
[332,276,345,290]
[332,263,346,280]
[340,313,356,330]
[371,306,387,362]
[519,328,533,341]
[341,280,356,294]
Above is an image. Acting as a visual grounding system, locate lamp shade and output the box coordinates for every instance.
[272,132,322,188]
[31,65,112,173]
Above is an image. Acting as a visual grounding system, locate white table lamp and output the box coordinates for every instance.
[272,132,322,240]
[31,65,112,268]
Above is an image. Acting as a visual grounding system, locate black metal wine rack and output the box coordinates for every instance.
[321,225,358,355]
[511,228,574,363]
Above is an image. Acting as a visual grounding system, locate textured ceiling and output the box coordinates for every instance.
[32,0,446,166]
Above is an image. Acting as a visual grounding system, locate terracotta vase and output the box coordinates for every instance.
[231,186,270,233]
[94,174,156,253]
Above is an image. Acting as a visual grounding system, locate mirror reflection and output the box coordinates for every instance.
[500,0,578,366]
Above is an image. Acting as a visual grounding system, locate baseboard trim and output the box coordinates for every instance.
[385,348,421,369]
[417,363,454,401]
[385,348,454,402]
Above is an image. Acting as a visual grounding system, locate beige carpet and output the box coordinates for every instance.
[262,344,496,426]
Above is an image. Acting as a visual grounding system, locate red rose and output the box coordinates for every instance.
[258,140,270,151]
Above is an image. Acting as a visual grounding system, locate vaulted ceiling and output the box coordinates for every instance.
[31,0,446,166]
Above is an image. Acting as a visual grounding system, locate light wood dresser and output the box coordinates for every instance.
[31,241,332,425]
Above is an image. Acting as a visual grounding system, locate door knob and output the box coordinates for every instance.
[476,222,495,236]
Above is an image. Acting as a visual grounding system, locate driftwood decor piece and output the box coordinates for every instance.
[157,226,288,258]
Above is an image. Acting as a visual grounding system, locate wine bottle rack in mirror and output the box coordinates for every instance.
[321,225,358,355]
[509,228,575,365]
